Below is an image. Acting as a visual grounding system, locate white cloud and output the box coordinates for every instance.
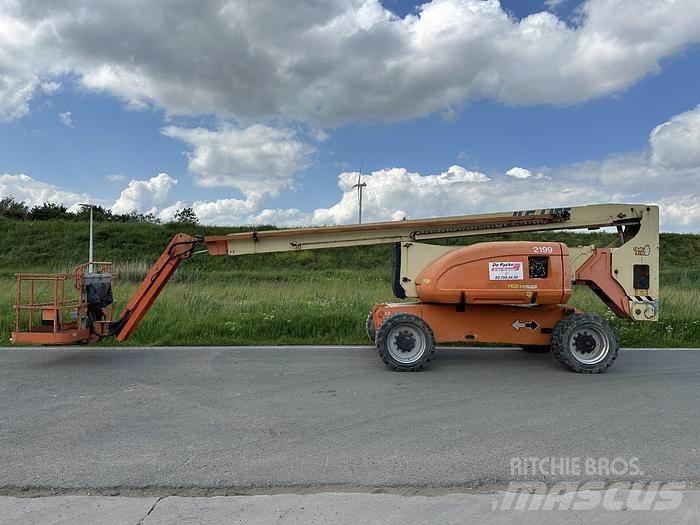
[650,105,700,169]
[1,0,699,125]
[306,165,489,224]
[311,129,330,143]
[552,106,700,199]
[0,7,46,121]
[657,196,700,228]
[41,81,61,95]
[58,110,74,128]
[162,123,314,198]
[506,167,533,179]
[544,0,564,9]
[0,173,91,209]
[506,167,547,179]
[105,174,126,183]
[252,166,618,227]
[111,173,178,215]
[439,165,490,182]
[0,74,39,122]
[191,196,262,225]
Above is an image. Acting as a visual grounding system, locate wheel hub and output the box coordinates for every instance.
[394,330,417,353]
[573,332,597,354]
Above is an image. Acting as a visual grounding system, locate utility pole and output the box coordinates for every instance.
[79,203,94,272]
[351,160,367,224]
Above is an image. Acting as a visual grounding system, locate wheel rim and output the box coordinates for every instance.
[387,323,427,364]
[568,325,610,365]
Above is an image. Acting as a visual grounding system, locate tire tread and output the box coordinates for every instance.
[551,313,619,373]
[375,313,435,372]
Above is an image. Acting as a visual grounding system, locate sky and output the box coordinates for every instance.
[0,0,699,231]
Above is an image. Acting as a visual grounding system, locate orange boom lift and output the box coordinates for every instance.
[12,203,659,373]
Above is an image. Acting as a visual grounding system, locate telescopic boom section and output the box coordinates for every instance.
[202,208,575,256]
[200,203,655,259]
[113,233,201,342]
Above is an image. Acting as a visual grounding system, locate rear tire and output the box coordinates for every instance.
[551,313,619,373]
[366,310,377,343]
[376,313,434,372]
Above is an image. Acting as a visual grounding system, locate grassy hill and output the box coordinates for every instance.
[1,217,698,347]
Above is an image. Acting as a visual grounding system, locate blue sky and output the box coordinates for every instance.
[0,0,699,230]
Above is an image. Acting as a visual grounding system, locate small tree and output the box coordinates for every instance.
[141,212,161,224]
[0,196,29,219]
[29,201,69,220]
[172,207,198,226]
[74,204,113,222]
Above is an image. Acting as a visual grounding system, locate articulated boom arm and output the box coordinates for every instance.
[112,233,202,342]
[113,203,658,342]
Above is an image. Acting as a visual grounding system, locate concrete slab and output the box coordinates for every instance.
[0,496,158,525]
[142,492,700,524]
[2,491,697,525]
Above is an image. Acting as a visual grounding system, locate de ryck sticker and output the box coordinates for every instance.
[488,261,523,280]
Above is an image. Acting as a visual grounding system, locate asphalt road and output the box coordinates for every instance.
[0,346,698,492]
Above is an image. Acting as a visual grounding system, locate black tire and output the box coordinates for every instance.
[521,345,550,353]
[366,310,377,343]
[375,313,435,372]
[551,313,619,373]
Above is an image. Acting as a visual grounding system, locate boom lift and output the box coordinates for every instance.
[12,203,659,373]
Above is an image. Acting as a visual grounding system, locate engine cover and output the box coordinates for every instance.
[415,241,572,306]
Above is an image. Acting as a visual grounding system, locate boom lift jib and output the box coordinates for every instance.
[11,203,659,373]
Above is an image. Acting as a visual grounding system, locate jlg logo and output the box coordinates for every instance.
[634,244,651,256]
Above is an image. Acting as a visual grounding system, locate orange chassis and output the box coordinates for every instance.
[370,302,578,347]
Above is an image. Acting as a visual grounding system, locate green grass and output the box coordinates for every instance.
[1,218,698,347]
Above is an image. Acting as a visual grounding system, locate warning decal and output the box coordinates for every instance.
[489,261,524,281]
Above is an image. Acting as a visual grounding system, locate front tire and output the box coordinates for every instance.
[551,313,619,373]
[376,313,434,372]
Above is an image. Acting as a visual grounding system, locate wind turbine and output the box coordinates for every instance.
[352,159,367,224]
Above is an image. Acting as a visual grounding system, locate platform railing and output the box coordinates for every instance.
[13,262,114,337]
[14,272,76,334]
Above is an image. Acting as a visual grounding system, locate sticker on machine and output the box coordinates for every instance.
[488,261,524,280]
